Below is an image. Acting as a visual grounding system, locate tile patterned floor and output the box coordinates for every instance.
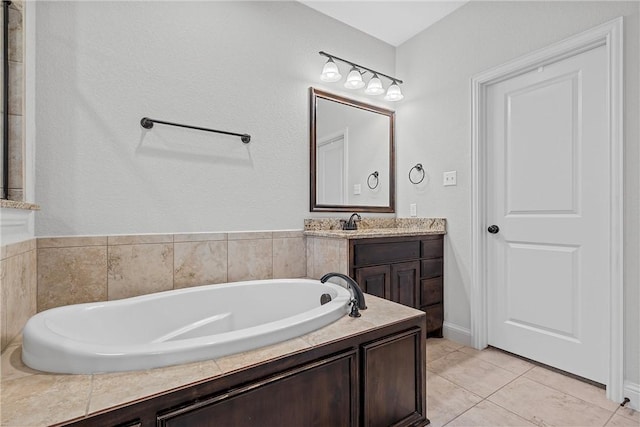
[426,338,639,427]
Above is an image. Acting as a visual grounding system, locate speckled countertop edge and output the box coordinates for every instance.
[0,295,424,427]
[304,217,446,238]
[0,200,40,210]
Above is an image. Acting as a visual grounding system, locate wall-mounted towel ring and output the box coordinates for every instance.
[367,171,379,189]
[409,163,425,184]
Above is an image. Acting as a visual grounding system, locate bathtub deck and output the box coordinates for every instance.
[1,294,424,427]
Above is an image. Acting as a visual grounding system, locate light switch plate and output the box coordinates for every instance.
[443,171,457,186]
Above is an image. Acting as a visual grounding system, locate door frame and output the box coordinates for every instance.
[317,128,349,205]
[470,17,623,401]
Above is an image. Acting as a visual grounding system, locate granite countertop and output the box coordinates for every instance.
[304,217,446,239]
[0,295,424,427]
[0,200,40,210]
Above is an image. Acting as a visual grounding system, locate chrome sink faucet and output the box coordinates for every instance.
[341,213,361,230]
[320,272,367,317]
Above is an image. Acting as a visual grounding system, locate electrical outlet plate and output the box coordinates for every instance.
[354,184,361,195]
[410,203,417,217]
[443,171,457,186]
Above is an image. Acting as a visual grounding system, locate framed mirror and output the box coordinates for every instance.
[310,88,395,213]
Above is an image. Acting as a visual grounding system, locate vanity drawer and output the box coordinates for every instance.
[421,238,443,259]
[421,258,443,279]
[353,241,420,266]
[421,277,443,306]
[424,304,444,333]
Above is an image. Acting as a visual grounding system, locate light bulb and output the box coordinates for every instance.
[384,81,404,101]
[320,58,342,82]
[364,74,385,95]
[344,66,365,89]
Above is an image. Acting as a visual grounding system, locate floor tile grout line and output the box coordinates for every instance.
[429,349,525,394]
[522,372,619,413]
[434,343,618,413]
[473,363,540,424]
[458,346,536,376]
[486,368,617,427]
[427,341,626,426]
[614,406,640,422]
[602,408,618,427]
[85,375,95,416]
[429,349,533,427]
[441,399,485,427]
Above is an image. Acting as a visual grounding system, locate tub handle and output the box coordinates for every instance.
[349,299,361,318]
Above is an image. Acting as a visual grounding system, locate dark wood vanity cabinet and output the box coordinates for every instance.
[63,317,428,427]
[351,235,444,337]
[157,351,358,426]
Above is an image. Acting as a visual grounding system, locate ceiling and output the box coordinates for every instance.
[299,1,468,46]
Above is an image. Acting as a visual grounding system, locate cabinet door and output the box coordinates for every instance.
[157,351,358,427]
[390,261,420,308]
[355,265,391,299]
[421,277,443,307]
[362,329,425,427]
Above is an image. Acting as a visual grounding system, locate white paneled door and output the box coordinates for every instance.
[317,131,347,205]
[486,44,609,383]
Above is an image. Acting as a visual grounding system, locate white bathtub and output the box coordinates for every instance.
[22,279,351,374]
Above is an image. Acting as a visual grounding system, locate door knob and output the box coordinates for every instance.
[487,225,500,234]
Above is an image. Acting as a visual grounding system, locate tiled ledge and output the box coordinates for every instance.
[0,200,40,210]
[0,238,36,260]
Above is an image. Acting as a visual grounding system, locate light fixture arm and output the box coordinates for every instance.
[319,51,403,85]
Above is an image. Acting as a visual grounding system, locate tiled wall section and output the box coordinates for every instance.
[0,238,36,351]
[1,1,25,200]
[36,231,307,312]
[306,237,348,279]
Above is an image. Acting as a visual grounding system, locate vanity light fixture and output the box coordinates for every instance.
[364,74,385,95]
[320,57,342,82]
[344,66,365,89]
[319,51,404,101]
[384,81,404,101]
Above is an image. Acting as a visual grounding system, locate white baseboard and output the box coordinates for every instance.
[623,380,639,411]
[443,321,472,347]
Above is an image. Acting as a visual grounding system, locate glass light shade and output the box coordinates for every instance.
[364,74,385,95]
[384,82,404,101]
[320,58,342,82]
[344,67,365,89]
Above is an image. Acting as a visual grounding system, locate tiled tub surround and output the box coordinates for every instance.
[0,295,424,426]
[36,230,306,312]
[0,239,36,351]
[305,217,446,278]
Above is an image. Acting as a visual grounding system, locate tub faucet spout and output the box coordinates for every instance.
[320,272,367,317]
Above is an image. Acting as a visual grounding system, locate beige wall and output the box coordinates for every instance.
[34,1,396,236]
[396,1,639,386]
